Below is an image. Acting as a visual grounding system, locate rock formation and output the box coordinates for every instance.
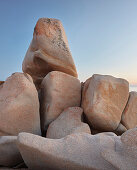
[0,18,137,170]
[22,18,77,89]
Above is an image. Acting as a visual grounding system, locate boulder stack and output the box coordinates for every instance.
[0,18,136,169]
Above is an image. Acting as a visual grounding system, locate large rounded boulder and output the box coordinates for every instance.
[0,73,41,136]
[22,18,77,88]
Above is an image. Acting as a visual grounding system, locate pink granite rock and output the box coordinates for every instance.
[22,18,77,89]
[46,107,91,139]
[0,73,41,136]
[121,91,137,129]
[17,132,116,170]
[81,74,129,131]
[40,71,81,133]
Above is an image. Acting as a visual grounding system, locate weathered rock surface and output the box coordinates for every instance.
[0,136,23,167]
[46,107,91,139]
[22,18,77,88]
[40,71,81,133]
[82,74,129,131]
[121,91,137,129]
[17,128,137,170]
[17,132,115,170]
[0,73,41,136]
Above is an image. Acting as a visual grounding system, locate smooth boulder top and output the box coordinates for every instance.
[0,136,23,167]
[121,91,137,129]
[40,71,81,134]
[0,72,41,136]
[22,18,77,88]
[46,107,91,139]
[82,74,129,131]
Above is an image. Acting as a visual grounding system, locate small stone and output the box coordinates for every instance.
[46,107,91,139]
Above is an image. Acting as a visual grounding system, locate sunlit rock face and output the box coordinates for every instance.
[0,73,41,136]
[40,71,81,134]
[46,107,91,139]
[121,91,137,129]
[22,18,77,89]
[81,74,129,131]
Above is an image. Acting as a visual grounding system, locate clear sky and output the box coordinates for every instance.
[0,0,137,84]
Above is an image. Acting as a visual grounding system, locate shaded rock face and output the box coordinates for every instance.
[0,136,23,167]
[46,107,91,139]
[17,128,137,170]
[40,71,81,133]
[22,18,77,89]
[0,81,4,86]
[0,73,41,136]
[81,74,129,131]
[121,91,137,129]
[114,123,127,135]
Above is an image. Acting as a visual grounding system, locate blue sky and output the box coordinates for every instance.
[0,0,137,84]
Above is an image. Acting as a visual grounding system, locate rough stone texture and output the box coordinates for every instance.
[22,18,77,88]
[0,136,23,167]
[40,71,81,133]
[121,91,137,129]
[81,74,129,131]
[17,132,115,170]
[0,73,41,136]
[17,129,137,170]
[46,107,91,139]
